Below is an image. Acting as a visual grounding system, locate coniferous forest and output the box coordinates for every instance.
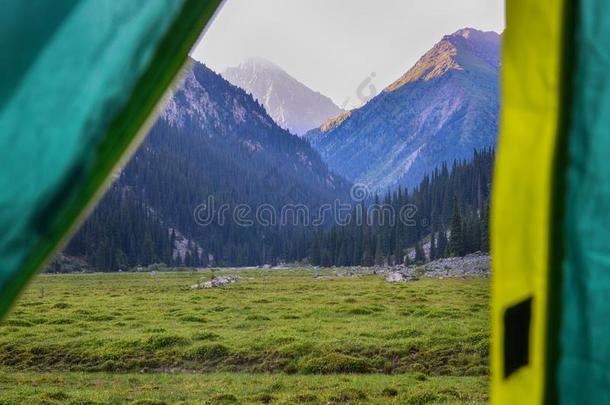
[65,185,174,270]
[310,149,494,267]
[64,146,493,270]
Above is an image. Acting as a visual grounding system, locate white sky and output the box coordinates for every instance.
[192,0,505,109]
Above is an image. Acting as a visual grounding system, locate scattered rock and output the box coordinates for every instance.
[325,253,489,282]
[414,253,490,278]
[382,253,490,282]
[385,272,418,282]
[191,276,239,289]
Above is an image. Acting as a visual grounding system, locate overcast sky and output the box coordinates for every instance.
[192,0,505,109]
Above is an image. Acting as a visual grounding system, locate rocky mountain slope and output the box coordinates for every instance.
[307,28,500,190]
[66,60,350,269]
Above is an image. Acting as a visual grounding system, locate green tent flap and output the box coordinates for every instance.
[0,0,223,318]
[559,0,610,402]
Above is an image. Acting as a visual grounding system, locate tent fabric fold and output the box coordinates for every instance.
[0,0,223,318]
[559,0,610,402]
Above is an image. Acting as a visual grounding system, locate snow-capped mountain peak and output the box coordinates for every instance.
[222,57,343,136]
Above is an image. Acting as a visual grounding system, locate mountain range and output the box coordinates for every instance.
[60,27,500,271]
[306,28,500,190]
[222,57,343,136]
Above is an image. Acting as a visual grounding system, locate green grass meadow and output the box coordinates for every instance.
[0,269,489,404]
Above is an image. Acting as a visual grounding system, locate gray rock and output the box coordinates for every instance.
[385,253,490,281]
[385,272,418,282]
[191,275,240,289]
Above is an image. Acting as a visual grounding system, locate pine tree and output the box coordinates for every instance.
[361,204,373,266]
[480,202,490,253]
[448,195,464,257]
[321,250,332,267]
[438,230,448,258]
[361,248,373,267]
[374,234,384,266]
[337,242,348,266]
[414,241,426,263]
[311,237,322,266]
[430,231,437,261]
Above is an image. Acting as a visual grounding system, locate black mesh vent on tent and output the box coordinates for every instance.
[503,297,532,378]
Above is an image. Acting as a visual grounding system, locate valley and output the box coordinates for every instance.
[4,22,500,404]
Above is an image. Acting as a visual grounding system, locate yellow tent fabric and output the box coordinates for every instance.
[491,0,570,403]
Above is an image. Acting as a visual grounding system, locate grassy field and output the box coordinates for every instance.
[0,269,489,404]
